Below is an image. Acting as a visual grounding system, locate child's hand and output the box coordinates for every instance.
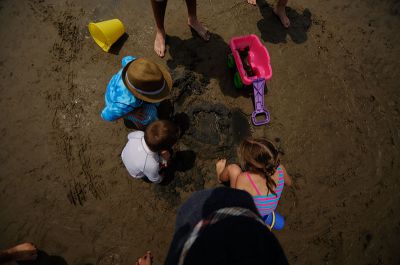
[216,159,227,183]
[160,150,171,161]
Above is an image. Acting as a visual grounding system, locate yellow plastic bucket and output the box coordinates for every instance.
[88,19,125,52]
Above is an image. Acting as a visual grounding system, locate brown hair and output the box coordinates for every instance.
[238,137,280,195]
[144,120,180,152]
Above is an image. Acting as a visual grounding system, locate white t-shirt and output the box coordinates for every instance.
[121,131,164,183]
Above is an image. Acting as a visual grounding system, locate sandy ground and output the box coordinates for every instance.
[1,0,400,264]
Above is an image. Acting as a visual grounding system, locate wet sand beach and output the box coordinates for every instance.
[0,0,400,264]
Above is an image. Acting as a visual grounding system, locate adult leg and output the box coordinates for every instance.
[273,0,290,28]
[185,0,210,41]
[150,0,168,57]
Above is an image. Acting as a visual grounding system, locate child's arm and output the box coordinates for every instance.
[280,165,292,186]
[146,169,164,184]
[101,102,134,122]
[143,158,165,184]
[216,159,242,188]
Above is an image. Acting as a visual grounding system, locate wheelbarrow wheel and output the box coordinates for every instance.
[234,72,243,89]
[227,54,235,69]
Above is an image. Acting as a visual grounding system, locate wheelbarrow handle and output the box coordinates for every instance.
[252,110,270,125]
[251,78,270,125]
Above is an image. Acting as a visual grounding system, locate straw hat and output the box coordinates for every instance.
[122,58,172,103]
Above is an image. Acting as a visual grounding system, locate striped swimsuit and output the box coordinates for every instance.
[246,166,284,217]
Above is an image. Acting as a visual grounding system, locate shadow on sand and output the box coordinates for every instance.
[18,250,68,265]
[257,0,311,44]
[166,33,250,98]
[109,33,129,55]
[159,112,196,186]
[160,150,197,186]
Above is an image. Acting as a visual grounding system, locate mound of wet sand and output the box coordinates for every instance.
[155,68,251,205]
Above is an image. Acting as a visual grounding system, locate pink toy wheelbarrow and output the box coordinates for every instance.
[228,34,272,126]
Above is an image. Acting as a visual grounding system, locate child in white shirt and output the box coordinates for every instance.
[121,120,179,183]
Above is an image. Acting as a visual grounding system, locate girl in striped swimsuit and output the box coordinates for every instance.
[216,137,292,219]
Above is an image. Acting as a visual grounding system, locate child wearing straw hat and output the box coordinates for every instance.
[101,56,172,129]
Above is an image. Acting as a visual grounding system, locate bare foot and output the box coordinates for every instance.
[247,0,257,5]
[216,159,227,183]
[135,251,152,265]
[273,6,290,28]
[188,17,210,41]
[154,30,166,58]
[6,242,37,261]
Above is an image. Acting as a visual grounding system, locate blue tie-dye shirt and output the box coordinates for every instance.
[101,56,158,125]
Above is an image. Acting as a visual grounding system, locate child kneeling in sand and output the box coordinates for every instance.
[101,56,172,129]
[121,120,179,184]
[216,137,292,218]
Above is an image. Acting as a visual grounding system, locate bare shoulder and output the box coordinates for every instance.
[128,130,144,140]
[227,163,242,175]
[234,172,248,188]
